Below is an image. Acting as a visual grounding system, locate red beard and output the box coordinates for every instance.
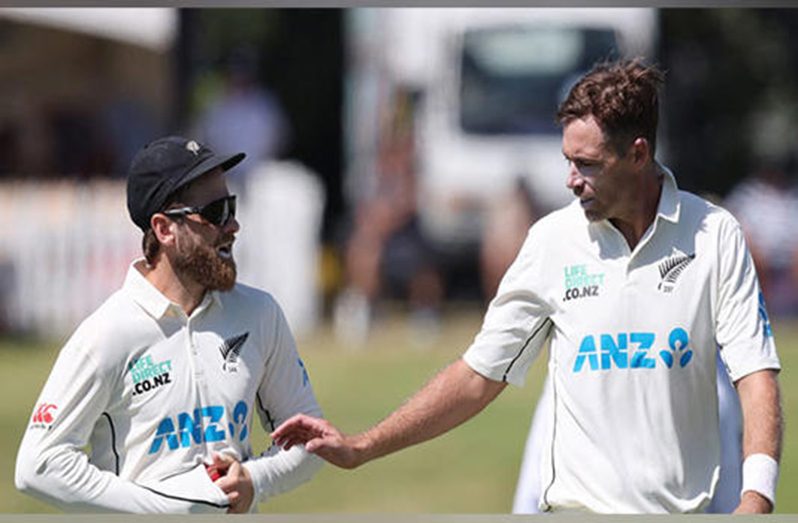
[173,233,237,291]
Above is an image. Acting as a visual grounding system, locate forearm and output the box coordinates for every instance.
[736,369,782,459]
[242,445,324,503]
[355,359,506,464]
[735,369,783,512]
[16,443,228,513]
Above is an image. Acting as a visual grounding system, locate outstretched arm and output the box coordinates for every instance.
[272,358,507,469]
[733,369,782,514]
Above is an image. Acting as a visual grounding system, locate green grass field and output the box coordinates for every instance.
[1,309,795,513]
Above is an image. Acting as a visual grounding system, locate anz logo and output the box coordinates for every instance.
[573,328,693,373]
[148,401,249,454]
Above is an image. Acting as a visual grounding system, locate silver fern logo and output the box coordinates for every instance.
[186,140,201,156]
[219,332,249,372]
[658,253,695,293]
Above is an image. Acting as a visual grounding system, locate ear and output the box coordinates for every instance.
[150,213,179,248]
[630,137,651,167]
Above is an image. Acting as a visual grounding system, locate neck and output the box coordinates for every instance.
[609,163,664,250]
[141,257,206,316]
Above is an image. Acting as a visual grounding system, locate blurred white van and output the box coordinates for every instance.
[346,8,658,254]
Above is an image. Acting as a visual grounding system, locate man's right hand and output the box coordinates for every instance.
[272,414,366,469]
[208,453,255,514]
[273,361,505,472]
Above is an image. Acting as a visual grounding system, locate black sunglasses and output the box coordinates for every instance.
[163,195,237,227]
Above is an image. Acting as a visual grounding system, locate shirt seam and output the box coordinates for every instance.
[502,318,553,382]
[541,372,558,511]
[256,392,276,432]
[101,412,120,475]
[136,483,230,509]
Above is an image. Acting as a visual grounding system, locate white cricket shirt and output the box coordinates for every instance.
[463,169,780,513]
[16,260,323,513]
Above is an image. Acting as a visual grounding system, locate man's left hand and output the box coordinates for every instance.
[209,453,255,513]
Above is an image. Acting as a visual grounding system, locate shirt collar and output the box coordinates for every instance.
[123,259,224,319]
[200,289,224,312]
[123,259,173,319]
[656,163,680,224]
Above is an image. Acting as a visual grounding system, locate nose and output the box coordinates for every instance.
[566,163,583,192]
[224,216,240,234]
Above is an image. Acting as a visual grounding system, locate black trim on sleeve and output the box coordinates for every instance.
[136,484,230,509]
[502,318,553,382]
[101,412,120,475]
[256,391,276,432]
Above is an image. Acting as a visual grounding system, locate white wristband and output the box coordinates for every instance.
[741,453,779,506]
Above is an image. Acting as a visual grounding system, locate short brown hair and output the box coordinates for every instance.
[142,228,160,266]
[557,59,664,156]
[139,184,192,266]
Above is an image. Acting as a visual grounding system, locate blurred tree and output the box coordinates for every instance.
[176,9,344,241]
[660,9,798,196]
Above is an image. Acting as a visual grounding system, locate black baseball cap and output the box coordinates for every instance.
[126,136,245,231]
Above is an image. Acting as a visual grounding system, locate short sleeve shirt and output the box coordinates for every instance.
[463,169,780,513]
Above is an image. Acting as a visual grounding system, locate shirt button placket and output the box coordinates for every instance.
[187,318,204,381]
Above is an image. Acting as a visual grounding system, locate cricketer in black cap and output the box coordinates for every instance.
[16,135,324,514]
[127,135,246,295]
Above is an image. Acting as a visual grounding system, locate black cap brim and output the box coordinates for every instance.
[173,151,246,195]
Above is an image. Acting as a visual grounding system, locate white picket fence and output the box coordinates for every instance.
[0,161,324,338]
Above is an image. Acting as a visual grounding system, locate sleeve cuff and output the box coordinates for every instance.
[242,459,267,506]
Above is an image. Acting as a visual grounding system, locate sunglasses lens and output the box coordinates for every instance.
[200,196,235,226]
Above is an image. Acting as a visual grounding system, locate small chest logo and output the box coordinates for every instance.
[30,402,58,429]
[220,332,250,372]
[658,253,695,292]
[129,355,173,396]
[563,264,605,302]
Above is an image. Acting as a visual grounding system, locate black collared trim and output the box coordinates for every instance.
[137,484,230,509]
[502,318,553,382]
[101,412,120,475]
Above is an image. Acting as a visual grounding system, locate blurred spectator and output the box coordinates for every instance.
[725,154,798,316]
[193,46,290,193]
[334,88,443,346]
[193,46,328,333]
[480,178,541,301]
[236,159,326,337]
[100,96,159,177]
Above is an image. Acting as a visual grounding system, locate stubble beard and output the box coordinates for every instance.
[174,234,237,292]
[583,209,603,222]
